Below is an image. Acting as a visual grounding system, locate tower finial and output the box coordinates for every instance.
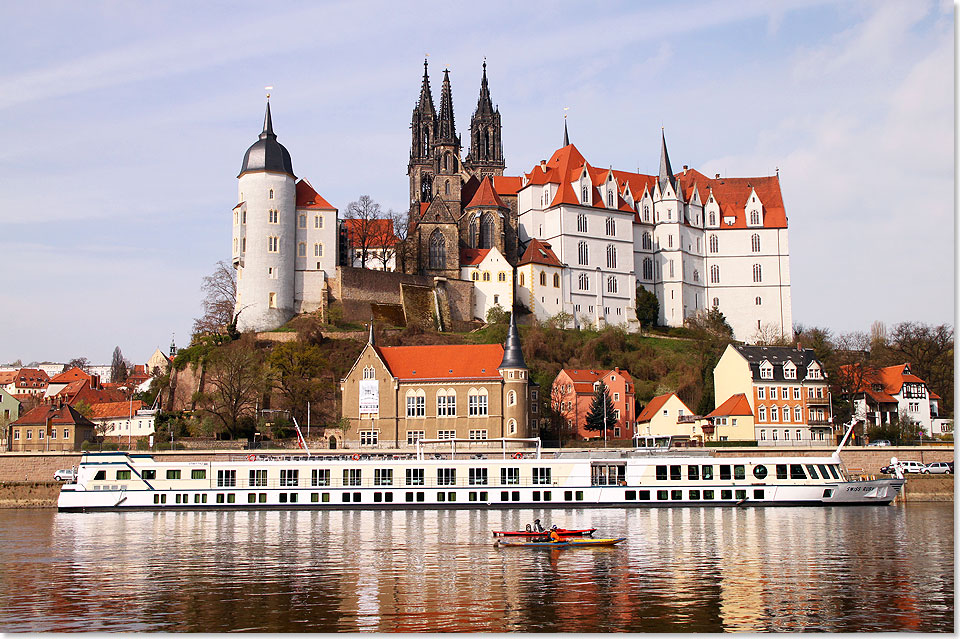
[499,312,527,370]
[368,317,376,346]
[261,100,275,139]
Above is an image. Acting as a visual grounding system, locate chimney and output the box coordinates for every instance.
[683,165,688,175]
[539,160,547,173]
[715,173,720,179]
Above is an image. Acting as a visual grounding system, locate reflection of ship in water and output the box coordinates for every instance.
[2,505,953,632]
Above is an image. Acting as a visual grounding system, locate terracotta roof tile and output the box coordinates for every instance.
[492,176,523,196]
[707,394,754,418]
[465,176,508,209]
[459,248,490,266]
[518,239,563,268]
[342,218,398,248]
[295,179,336,210]
[49,367,92,384]
[377,344,506,381]
[12,403,95,428]
[637,393,675,423]
[89,400,144,420]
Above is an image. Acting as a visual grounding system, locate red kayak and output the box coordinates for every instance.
[492,528,596,538]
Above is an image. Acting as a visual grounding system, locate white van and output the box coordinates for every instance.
[896,460,925,474]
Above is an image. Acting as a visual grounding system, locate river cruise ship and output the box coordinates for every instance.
[57,437,903,512]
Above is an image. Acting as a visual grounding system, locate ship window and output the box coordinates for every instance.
[638,490,650,500]
[817,464,829,478]
[689,490,700,500]
[701,465,713,480]
[248,493,257,504]
[721,490,732,500]
[828,465,841,479]
[735,490,747,500]
[754,489,765,500]
[753,465,768,479]
[657,490,668,500]
[166,470,180,480]
[406,469,424,486]
[790,464,807,479]
[669,465,681,481]
[116,470,131,480]
[656,465,667,481]
[703,490,714,500]
[776,464,788,479]
[142,470,156,480]
[805,465,819,479]
[719,465,731,480]
[501,468,520,485]
[671,490,683,500]
[734,465,745,480]
[688,465,699,480]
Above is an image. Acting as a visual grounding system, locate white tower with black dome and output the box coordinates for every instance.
[233,101,297,332]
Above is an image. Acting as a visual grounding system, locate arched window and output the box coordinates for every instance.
[469,219,478,247]
[444,180,450,196]
[422,129,430,156]
[429,230,445,270]
[299,214,306,228]
[607,276,618,293]
[642,258,653,281]
[577,214,587,233]
[482,272,491,282]
[498,272,506,282]
[643,205,650,222]
[751,234,761,252]
[693,269,699,282]
[508,418,517,434]
[753,264,762,283]
[468,388,489,416]
[578,273,589,291]
[581,185,589,203]
[605,218,615,236]
[750,209,760,225]
[709,234,718,253]
[759,405,767,422]
[756,296,762,305]
[518,272,525,287]
[642,232,652,250]
[479,213,495,249]
[269,189,274,199]
[540,271,547,286]
[298,242,306,257]
[471,271,479,281]
[709,211,716,226]
[553,273,560,288]
[578,241,588,265]
[420,174,432,202]
[710,264,720,283]
[606,245,617,269]
[508,390,516,406]
[771,406,779,422]
[607,191,614,207]
[712,297,719,308]
[362,366,375,380]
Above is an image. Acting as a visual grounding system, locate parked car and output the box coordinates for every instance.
[879,464,895,474]
[53,469,76,482]
[868,439,892,447]
[897,460,926,474]
[922,462,953,475]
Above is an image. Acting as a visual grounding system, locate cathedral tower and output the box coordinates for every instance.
[408,59,437,218]
[464,61,505,178]
[234,101,297,333]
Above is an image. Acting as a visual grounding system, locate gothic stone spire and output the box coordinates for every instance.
[658,129,677,193]
[436,67,457,146]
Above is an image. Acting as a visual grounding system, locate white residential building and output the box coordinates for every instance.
[516,134,792,342]
[516,239,566,323]
[460,247,513,321]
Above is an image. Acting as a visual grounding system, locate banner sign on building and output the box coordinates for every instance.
[359,379,379,414]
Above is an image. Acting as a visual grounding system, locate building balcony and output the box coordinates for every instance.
[807,418,831,426]
[805,395,830,405]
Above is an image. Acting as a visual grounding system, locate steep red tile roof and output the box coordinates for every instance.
[49,367,93,384]
[295,179,336,210]
[89,400,144,420]
[12,403,95,428]
[707,393,754,418]
[929,391,941,400]
[377,344,506,381]
[10,368,49,388]
[342,218,398,248]
[0,371,16,385]
[518,239,564,268]
[522,144,786,230]
[465,176,508,209]
[493,176,523,196]
[841,363,930,397]
[459,248,490,266]
[637,393,677,423]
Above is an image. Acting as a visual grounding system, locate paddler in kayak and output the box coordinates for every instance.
[533,519,544,533]
[548,529,563,543]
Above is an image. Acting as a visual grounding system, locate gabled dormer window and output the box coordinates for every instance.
[759,361,773,379]
[783,362,797,380]
[807,364,822,380]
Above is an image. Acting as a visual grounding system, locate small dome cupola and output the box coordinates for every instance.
[238,101,295,178]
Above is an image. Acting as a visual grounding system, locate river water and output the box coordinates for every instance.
[0,503,952,632]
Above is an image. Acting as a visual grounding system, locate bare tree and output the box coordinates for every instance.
[110,346,129,383]
[753,322,791,346]
[192,260,237,337]
[343,195,383,269]
[887,322,954,414]
[196,340,269,439]
[67,357,89,372]
[828,331,873,443]
[368,209,403,271]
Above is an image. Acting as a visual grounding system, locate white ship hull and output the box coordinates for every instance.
[57,451,903,512]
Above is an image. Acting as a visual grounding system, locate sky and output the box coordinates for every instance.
[0,0,953,365]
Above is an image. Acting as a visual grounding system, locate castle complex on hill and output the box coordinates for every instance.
[232,61,792,342]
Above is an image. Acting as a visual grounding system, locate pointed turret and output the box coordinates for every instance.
[239,100,295,178]
[658,129,676,193]
[367,319,376,346]
[465,61,505,177]
[499,313,527,370]
[563,118,570,147]
[436,68,457,146]
[415,58,436,117]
